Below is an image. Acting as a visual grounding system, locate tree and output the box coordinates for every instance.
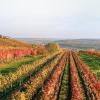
[46,43,61,53]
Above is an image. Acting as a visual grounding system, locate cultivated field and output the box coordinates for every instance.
[0,37,100,100]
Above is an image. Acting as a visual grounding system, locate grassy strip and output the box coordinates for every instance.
[80,54,100,79]
[58,56,69,100]
[0,55,42,75]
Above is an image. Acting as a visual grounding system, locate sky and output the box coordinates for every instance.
[0,0,100,39]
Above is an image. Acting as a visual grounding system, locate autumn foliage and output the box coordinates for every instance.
[40,52,67,100]
[74,52,100,99]
[0,48,37,62]
[69,52,84,100]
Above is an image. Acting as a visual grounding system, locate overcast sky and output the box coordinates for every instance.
[0,0,100,39]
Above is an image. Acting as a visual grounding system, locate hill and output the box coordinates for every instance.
[16,38,56,44]
[0,35,32,48]
[15,38,100,50]
[56,39,100,50]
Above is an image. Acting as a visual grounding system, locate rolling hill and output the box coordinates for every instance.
[56,39,100,50]
[15,38,100,50]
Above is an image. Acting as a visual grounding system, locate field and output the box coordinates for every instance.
[0,37,100,100]
[80,54,100,79]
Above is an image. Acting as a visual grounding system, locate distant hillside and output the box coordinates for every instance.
[56,39,100,50]
[16,38,100,50]
[16,38,56,44]
[0,35,32,48]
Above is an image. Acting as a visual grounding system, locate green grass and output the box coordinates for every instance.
[80,54,100,79]
[0,55,42,75]
[58,57,69,100]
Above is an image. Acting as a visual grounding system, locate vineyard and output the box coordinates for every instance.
[0,37,100,100]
